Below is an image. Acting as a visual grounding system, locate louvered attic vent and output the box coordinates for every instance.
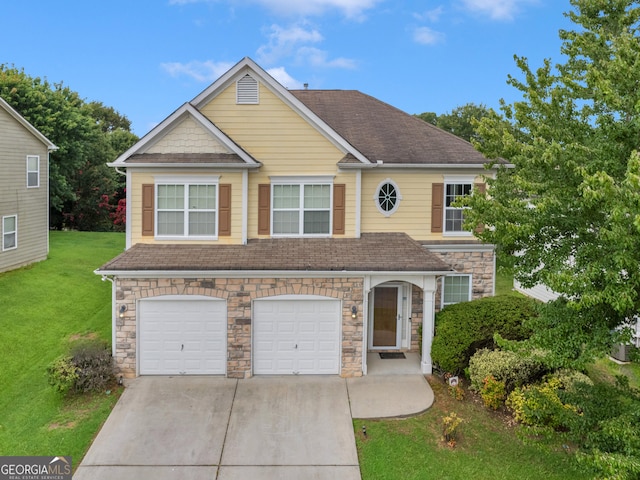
[236,73,259,104]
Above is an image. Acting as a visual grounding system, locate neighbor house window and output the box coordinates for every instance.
[156,180,218,238]
[27,155,39,187]
[272,179,332,236]
[2,215,17,251]
[445,181,472,233]
[442,275,471,306]
[375,179,401,216]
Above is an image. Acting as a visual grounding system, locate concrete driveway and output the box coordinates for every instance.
[74,376,361,480]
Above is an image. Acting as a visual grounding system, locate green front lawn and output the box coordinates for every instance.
[355,377,589,480]
[0,231,124,461]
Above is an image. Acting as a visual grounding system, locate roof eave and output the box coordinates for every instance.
[106,162,262,169]
[338,162,510,170]
[95,268,454,278]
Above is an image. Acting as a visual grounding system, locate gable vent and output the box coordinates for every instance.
[236,74,259,104]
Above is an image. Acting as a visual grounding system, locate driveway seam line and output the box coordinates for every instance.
[216,378,239,479]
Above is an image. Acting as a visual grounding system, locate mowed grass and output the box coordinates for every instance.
[355,377,589,480]
[0,231,124,461]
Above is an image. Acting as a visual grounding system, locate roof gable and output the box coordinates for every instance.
[110,103,259,167]
[0,96,57,151]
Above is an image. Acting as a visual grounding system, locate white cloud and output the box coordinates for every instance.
[266,67,304,89]
[160,60,234,82]
[257,24,324,64]
[459,0,534,21]
[296,47,357,69]
[413,26,445,45]
[169,0,382,19]
[413,6,444,23]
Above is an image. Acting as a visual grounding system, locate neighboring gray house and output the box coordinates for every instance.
[0,97,57,273]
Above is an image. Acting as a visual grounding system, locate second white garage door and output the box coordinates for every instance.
[253,297,341,375]
[139,296,227,375]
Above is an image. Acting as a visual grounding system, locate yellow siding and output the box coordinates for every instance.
[360,171,484,241]
[130,170,244,245]
[201,82,356,238]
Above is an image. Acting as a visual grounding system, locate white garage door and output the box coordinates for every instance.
[253,297,341,375]
[139,297,227,375]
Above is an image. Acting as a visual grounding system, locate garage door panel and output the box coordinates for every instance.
[139,298,227,375]
[253,299,340,375]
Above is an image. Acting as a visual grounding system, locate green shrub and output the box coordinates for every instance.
[468,348,547,392]
[47,339,115,395]
[480,375,506,410]
[47,356,79,394]
[431,295,537,373]
[506,377,580,429]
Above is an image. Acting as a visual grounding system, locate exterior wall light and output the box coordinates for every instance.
[351,305,357,319]
[119,304,127,318]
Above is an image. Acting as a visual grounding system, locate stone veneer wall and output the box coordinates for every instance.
[114,277,364,379]
[431,249,495,311]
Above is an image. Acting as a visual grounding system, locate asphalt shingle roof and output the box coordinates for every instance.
[291,89,492,166]
[98,233,453,273]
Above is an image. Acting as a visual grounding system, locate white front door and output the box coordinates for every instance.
[253,297,341,375]
[370,286,402,349]
[139,297,227,375]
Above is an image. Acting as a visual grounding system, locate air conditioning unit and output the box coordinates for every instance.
[611,343,631,362]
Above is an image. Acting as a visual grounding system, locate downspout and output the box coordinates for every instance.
[98,273,117,357]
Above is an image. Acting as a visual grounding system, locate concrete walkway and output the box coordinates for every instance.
[74,374,433,480]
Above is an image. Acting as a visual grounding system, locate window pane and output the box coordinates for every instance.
[189,185,216,210]
[273,185,300,208]
[157,211,184,235]
[4,233,16,249]
[445,209,465,232]
[158,185,184,209]
[4,216,16,232]
[303,211,330,234]
[273,211,299,234]
[304,184,330,209]
[444,276,470,304]
[27,172,38,187]
[378,183,397,212]
[189,212,215,236]
[446,183,472,206]
[27,156,38,171]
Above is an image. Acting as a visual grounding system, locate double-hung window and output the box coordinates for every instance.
[156,177,218,238]
[444,177,473,234]
[2,215,17,251]
[442,275,471,306]
[272,177,332,236]
[27,156,39,188]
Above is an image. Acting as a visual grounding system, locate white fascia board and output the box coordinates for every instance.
[424,243,496,253]
[0,97,58,151]
[110,103,259,166]
[106,162,261,169]
[95,269,453,279]
[190,57,372,166]
[338,163,509,171]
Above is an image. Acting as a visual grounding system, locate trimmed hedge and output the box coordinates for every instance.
[468,348,547,393]
[431,295,537,374]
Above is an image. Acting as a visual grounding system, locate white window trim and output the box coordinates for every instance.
[443,176,475,236]
[270,177,334,237]
[154,176,220,241]
[441,274,472,306]
[26,155,39,188]
[374,178,402,217]
[2,215,17,251]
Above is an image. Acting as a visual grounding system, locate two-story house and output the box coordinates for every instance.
[0,97,57,273]
[96,58,498,379]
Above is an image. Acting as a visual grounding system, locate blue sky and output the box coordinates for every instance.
[2,0,573,136]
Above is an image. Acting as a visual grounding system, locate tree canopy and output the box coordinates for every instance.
[464,0,640,361]
[0,66,137,230]
[416,103,496,143]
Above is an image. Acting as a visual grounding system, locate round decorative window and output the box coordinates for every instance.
[375,179,401,216]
